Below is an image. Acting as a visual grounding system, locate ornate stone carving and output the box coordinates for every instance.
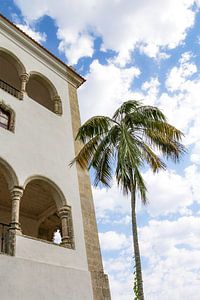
[10,186,23,231]
[8,186,23,256]
[20,72,29,99]
[53,95,63,116]
[58,205,74,249]
[66,69,85,88]
[0,100,16,132]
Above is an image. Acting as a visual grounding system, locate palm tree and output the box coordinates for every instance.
[71,100,185,300]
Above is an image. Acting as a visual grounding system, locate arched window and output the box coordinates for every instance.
[27,73,62,115]
[21,177,74,248]
[0,101,15,132]
[0,157,19,254]
[0,49,25,100]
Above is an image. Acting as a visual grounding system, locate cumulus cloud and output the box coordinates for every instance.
[102,216,200,299]
[14,0,198,64]
[104,253,133,300]
[92,180,131,222]
[79,60,140,122]
[93,164,199,221]
[166,52,197,92]
[16,23,47,43]
[99,231,130,251]
[143,168,193,217]
[140,216,200,300]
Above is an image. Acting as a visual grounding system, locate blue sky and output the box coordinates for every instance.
[1,1,200,299]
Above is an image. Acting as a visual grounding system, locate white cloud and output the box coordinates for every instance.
[99,231,129,251]
[92,180,131,222]
[101,216,200,300]
[104,254,133,300]
[57,29,94,65]
[190,141,200,164]
[14,0,198,64]
[16,23,47,43]
[166,52,197,92]
[141,77,160,105]
[140,216,200,300]
[185,164,200,204]
[143,168,193,217]
[113,215,131,225]
[79,60,140,122]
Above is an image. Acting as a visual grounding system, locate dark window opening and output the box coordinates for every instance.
[0,108,10,130]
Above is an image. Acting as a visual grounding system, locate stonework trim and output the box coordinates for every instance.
[8,186,24,256]
[67,82,111,299]
[58,205,75,249]
[0,100,16,132]
[53,95,63,116]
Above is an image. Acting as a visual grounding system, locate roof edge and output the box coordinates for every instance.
[0,13,86,88]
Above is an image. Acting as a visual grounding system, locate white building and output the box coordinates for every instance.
[0,14,110,300]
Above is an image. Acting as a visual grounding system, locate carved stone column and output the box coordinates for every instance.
[58,205,74,248]
[20,73,29,99]
[53,95,62,115]
[8,186,23,256]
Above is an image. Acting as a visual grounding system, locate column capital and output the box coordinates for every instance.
[58,205,71,219]
[20,73,29,83]
[10,186,24,199]
[53,95,61,101]
[20,73,29,99]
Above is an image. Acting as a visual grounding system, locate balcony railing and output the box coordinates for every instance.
[0,79,22,100]
[0,222,9,253]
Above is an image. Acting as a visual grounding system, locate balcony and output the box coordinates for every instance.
[0,79,22,100]
[0,222,9,254]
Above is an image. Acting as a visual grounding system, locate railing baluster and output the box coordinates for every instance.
[0,222,9,253]
[0,79,21,99]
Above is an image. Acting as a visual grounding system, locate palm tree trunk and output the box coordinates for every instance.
[131,188,145,300]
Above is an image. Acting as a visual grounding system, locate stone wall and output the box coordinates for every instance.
[68,83,111,300]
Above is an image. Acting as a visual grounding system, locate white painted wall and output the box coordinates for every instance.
[0,255,93,300]
[0,17,90,282]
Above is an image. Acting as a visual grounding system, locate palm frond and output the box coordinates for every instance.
[76,116,111,143]
[134,167,147,205]
[113,100,140,121]
[89,125,119,169]
[70,136,99,169]
[71,99,185,207]
[116,158,131,195]
[137,105,166,122]
[144,121,184,141]
[115,127,143,194]
[137,141,166,172]
[93,147,113,187]
[145,129,186,161]
[120,126,143,166]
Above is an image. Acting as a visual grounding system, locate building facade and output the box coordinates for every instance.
[0,14,110,300]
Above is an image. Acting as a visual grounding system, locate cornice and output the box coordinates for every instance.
[0,14,86,89]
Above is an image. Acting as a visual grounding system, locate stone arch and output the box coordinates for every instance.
[26,71,62,115]
[23,175,66,210]
[0,156,19,189]
[0,47,26,75]
[0,48,26,99]
[0,157,19,253]
[20,175,66,242]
